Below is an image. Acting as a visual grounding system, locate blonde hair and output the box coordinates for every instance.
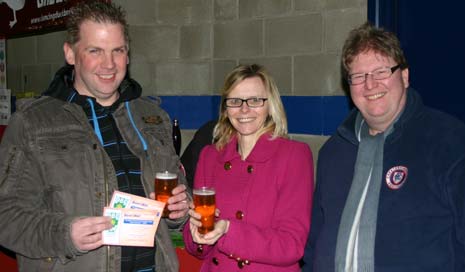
[213,64,288,150]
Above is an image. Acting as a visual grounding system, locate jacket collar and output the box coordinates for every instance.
[337,88,424,145]
[219,133,281,163]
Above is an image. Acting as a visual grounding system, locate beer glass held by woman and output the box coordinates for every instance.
[183,64,314,271]
[192,187,216,234]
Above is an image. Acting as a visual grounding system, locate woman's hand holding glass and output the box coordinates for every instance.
[188,206,229,245]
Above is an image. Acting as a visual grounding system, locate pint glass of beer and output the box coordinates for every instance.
[154,171,178,217]
[193,187,216,234]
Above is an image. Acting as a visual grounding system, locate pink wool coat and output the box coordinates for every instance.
[183,134,314,271]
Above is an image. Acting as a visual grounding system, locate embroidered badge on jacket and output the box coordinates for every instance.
[142,115,162,124]
[385,166,408,190]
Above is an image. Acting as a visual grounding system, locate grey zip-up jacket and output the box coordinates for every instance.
[0,68,188,272]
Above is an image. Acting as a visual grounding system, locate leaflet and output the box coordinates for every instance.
[102,191,165,247]
[109,190,165,211]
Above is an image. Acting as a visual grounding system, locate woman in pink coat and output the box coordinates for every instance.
[183,64,314,271]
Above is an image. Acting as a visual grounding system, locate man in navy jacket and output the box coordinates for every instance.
[303,22,465,271]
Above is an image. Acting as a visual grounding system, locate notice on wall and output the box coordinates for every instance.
[0,0,110,38]
[0,89,10,125]
[0,37,5,89]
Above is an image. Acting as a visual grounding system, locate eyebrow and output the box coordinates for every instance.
[114,45,128,51]
[84,45,128,51]
[350,66,391,75]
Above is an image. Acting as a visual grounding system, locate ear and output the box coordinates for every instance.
[401,68,409,89]
[126,44,130,65]
[63,43,76,65]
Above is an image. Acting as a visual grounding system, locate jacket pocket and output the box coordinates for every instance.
[36,136,95,214]
[16,255,59,272]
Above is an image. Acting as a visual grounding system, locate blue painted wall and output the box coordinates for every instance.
[10,95,351,135]
[368,0,465,124]
[158,95,351,135]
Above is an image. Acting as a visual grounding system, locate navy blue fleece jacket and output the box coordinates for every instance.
[303,89,465,271]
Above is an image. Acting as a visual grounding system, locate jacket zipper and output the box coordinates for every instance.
[101,148,111,272]
[63,103,113,271]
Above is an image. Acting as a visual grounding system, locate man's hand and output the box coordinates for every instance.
[150,184,189,219]
[70,216,112,251]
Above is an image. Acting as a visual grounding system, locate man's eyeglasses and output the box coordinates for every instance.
[224,97,268,108]
[348,64,401,85]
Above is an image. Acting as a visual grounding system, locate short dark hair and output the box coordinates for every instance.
[342,22,408,74]
[65,1,129,46]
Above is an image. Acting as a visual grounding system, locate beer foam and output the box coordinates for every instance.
[193,188,215,195]
[155,171,177,179]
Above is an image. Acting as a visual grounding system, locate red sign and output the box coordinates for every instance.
[0,0,109,38]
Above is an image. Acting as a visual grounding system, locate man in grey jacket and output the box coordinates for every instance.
[0,2,189,271]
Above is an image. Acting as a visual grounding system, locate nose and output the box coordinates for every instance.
[239,102,250,113]
[364,73,378,89]
[101,52,115,69]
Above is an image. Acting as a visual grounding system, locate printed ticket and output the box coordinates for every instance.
[103,191,165,247]
[109,190,166,211]
[103,207,159,247]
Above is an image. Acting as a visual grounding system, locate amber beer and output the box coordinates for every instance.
[193,187,216,234]
[154,171,178,217]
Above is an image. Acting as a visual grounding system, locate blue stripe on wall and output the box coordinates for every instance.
[159,95,352,136]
